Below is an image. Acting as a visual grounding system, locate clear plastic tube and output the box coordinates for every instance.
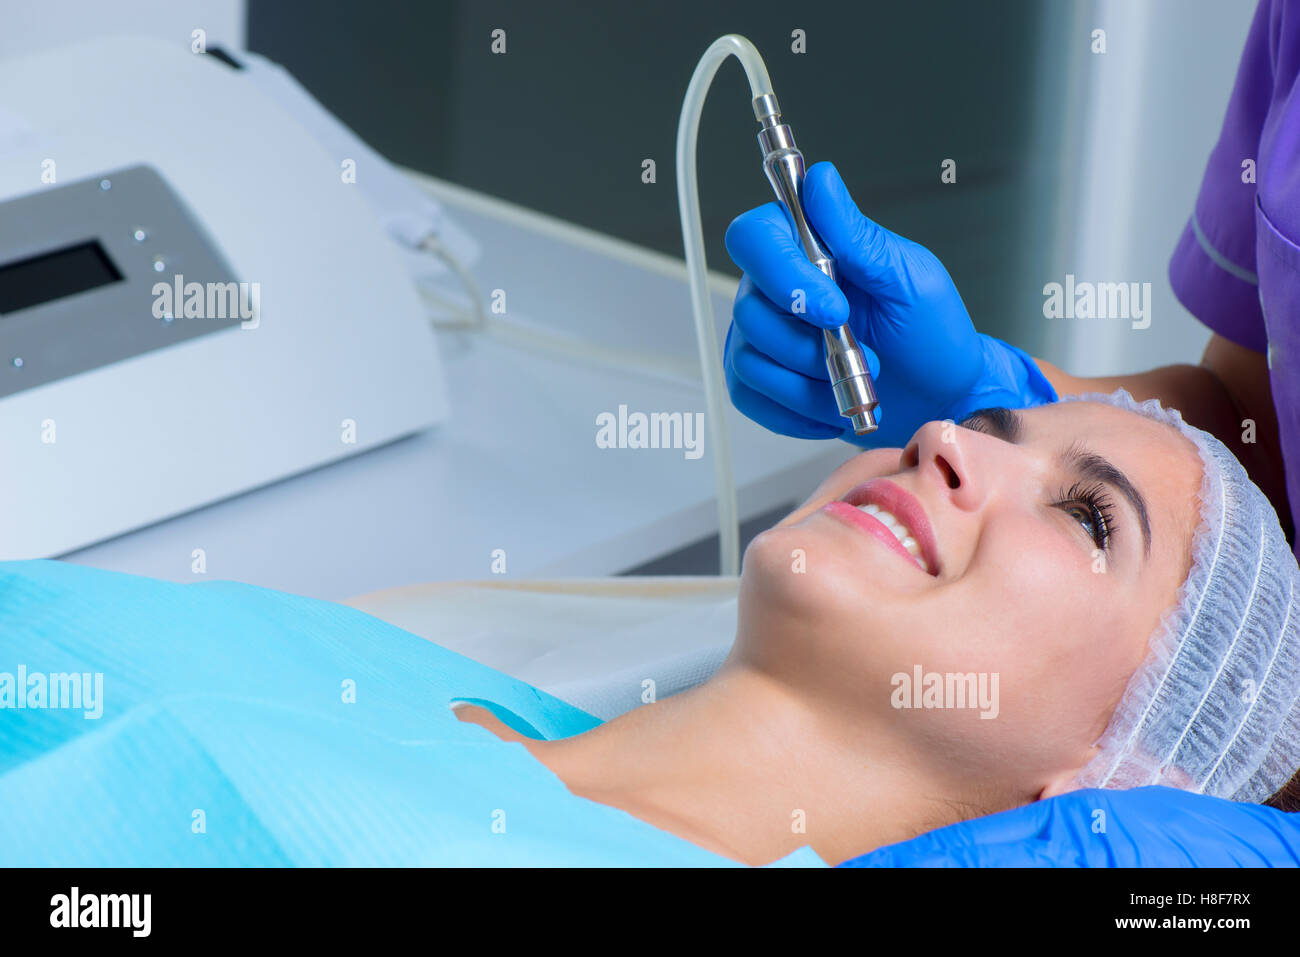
[676,35,773,577]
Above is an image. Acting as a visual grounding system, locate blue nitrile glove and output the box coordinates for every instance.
[724,161,1057,449]
[836,787,1300,867]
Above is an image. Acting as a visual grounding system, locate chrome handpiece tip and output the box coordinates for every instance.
[850,409,878,435]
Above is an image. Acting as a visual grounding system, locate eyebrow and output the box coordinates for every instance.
[958,407,1153,558]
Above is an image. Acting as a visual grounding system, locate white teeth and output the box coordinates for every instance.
[854,503,931,574]
[856,504,908,538]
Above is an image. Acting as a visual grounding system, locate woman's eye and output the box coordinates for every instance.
[1064,504,1096,540]
[1055,483,1114,552]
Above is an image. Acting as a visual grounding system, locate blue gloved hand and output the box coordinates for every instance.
[724,161,1058,448]
[837,786,1300,867]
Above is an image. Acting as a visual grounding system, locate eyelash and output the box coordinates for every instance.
[1055,481,1117,552]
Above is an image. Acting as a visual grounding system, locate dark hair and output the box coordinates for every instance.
[1265,766,1300,812]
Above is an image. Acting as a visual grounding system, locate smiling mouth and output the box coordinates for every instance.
[827,480,941,577]
[850,502,931,572]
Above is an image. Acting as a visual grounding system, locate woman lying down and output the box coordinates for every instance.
[1,389,1297,867]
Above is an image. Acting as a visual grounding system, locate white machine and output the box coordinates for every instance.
[0,36,459,559]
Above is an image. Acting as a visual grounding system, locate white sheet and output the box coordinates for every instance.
[345,577,738,721]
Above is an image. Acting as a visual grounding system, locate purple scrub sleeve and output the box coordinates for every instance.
[1169,0,1300,548]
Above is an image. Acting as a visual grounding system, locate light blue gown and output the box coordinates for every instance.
[0,560,826,867]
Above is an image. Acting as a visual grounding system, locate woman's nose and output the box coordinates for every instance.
[902,419,988,510]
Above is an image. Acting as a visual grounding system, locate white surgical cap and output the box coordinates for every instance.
[1064,388,1300,804]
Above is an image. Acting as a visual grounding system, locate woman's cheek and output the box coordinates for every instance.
[992,525,1102,623]
[1028,519,1102,582]
[1010,530,1127,662]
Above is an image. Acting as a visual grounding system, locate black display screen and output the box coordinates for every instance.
[0,240,124,315]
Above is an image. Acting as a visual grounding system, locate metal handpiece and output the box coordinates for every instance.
[753,93,878,434]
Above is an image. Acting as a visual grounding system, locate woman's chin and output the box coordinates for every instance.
[742,522,897,618]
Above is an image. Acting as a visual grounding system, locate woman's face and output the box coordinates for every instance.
[736,400,1203,803]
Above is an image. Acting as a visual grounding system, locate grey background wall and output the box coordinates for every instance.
[247,0,1063,355]
[0,0,1257,575]
[2,1,1256,393]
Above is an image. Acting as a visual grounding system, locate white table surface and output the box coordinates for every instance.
[62,173,857,600]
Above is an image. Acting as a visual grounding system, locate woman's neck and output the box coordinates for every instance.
[517,662,961,866]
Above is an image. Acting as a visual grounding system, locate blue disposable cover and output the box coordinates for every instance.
[0,560,825,867]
